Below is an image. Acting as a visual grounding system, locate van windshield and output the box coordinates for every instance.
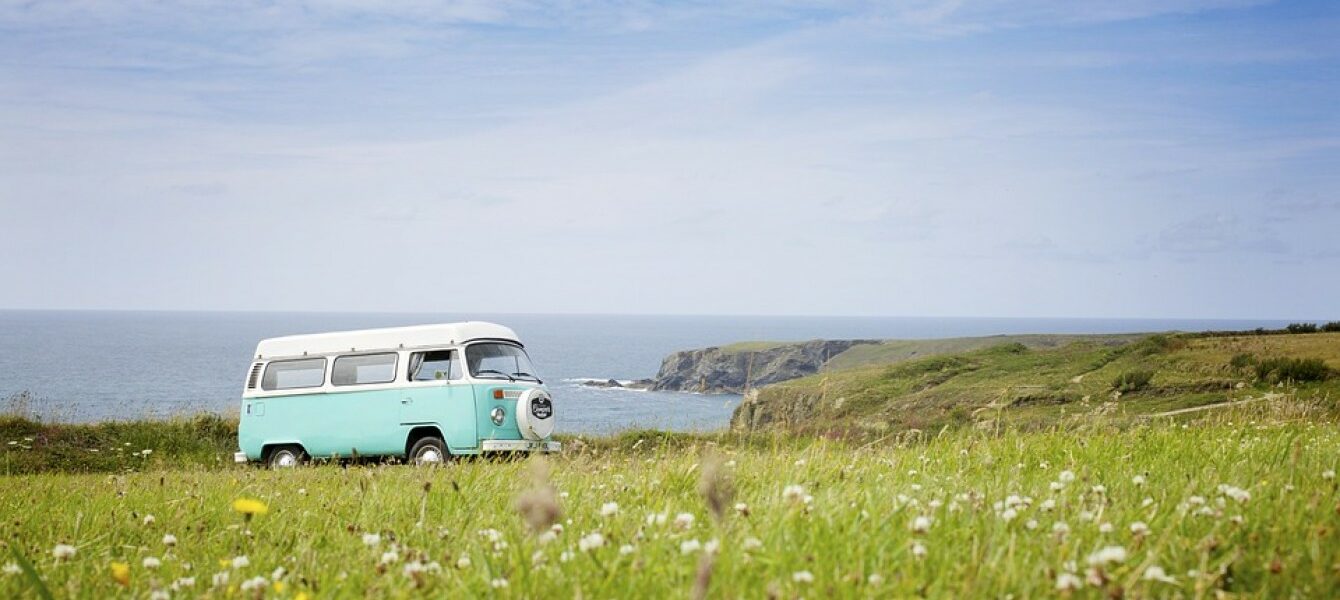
[466,343,541,383]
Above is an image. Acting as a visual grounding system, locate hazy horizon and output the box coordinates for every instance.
[2,1,1337,318]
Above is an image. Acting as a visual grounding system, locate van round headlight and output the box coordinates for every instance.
[490,406,506,426]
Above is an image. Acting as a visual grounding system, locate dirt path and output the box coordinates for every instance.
[1145,393,1280,418]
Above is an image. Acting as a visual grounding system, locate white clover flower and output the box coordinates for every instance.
[792,570,814,583]
[143,514,156,526]
[1218,484,1251,503]
[1091,485,1106,495]
[537,530,558,545]
[1055,572,1083,591]
[742,537,763,552]
[1130,521,1150,536]
[551,523,565,535]
[362,533,381,546]
[600,502,619,517]
[725,460,736,468]
[171,576,196,590]
[1000,508,1018,522]
[1323,469,1336,480]
[1040,499,1056,512]
[1058,470,1076,483]
[272,566,286,581]
[143,556,161,569]
[230,555,249,569]
[149,590,169,600]
[1086,546,1127,566]
[704,539,720,555]
[491,578,509,589]
[478,529,503,543]
[379,551,400,565]
[1053,522,1070,536]
[1078,510,1095,522]
[162,534,177,547]
[1143,565,1177,583]
[1230,515,1245,525]
[646,512,668,526]
[559,551,574,563]
[734,502,749,515]
[1049,481,1064,492]
[1141,497,1154,508]
[1187,495,1206,506]
[456,556,472,569]
[911,541,928,559]
[1025,519,1039,530]
[297,488,307,495]
[239,576,268,592]
[211,572,229,587]
[52,544,76,560]
[1099,522,1114,534]
[673,513,696,530]
[1132,474,1146,487]
[402,561,425,578]
[3,562,21,576]
[619,544,635,556]
[868,573,885,585]
[782,484,807,503]
[578,532,605,552]
[679,539,702,555]
[794,459,806,466]
[911,515,933,534]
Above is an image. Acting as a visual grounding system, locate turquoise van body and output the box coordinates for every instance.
[236,322,559,465]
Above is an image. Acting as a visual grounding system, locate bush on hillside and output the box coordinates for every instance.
[1286,323,1319,334]
[1323,322,1340,332]
[1112,369,1154,393]
[1254,357,1331,383]
[1229,353,1257,371]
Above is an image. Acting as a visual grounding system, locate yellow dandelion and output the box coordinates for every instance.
[110,562,131,586]
[273,581,287,593]
[295,593,309,600]
[232,498,269,516]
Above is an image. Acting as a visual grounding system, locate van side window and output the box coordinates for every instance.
[409,350,461,381]
[261,358,327,391]
[332,353,398,386]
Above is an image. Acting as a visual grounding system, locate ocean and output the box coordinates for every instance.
[0,311,1299,433]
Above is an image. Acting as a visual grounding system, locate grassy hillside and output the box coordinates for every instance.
[824,333,1144,371]
[2,403,1337,598]
[734,332,1340,434]
[0,414,238,475]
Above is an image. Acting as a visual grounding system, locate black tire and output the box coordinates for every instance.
[408,436,449,466]
[266,445,307,469]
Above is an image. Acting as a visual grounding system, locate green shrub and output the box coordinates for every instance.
[1323,322,1340,333]
[1112,369,1154,393]
[1229,353,1257,371]
[1254,357,1331,383]
[1138,334,1187,355]
[1285,323,1319,334]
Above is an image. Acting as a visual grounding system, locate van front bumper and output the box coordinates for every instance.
[233,451,248,464]
[481,440,561,452]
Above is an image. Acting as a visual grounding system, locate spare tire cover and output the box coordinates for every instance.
[516,388,555,440]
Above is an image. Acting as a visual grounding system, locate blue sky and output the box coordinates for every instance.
[0,1,1336,318]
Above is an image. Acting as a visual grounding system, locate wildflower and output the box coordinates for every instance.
[680,539,702,555]
[1050,481,1064,492]
[1091,485,1106,495]
[911,541,927,559]
[1086,546,1127,566]
[1058,470,1076,484]
[619,544,635,556]
[1143,565,1177,583]
[53,544,76,560]
[1040,499,1056,512]
[143,556,161,569]
[704,539,720,555]
[911,515,933,534]
[559,551,574,563]
[1053,522,1070,536]
[1078,510,1094,522]
[578,532,605,552]
[673,512,696,530]
[491,578,509,589]
[211,572,229,587]
[1130,521,1150,536]
[149,590,169,600]
[362,533,381,546]
[455,556,471,569]
[868,573,885,585]
[1055,572,1083,591]
[537,530,558,544]
[734,502,749,516]
[171,576,196,590]
[231,555,249,569]
[742,537,763,552]
[600,502,619,517]
[1099,522,1114,534]
[782,484,807,503]
[1323,469,1336,480]
[646,512,668,526]
[297,488,307,495]
[1218,484,1251,503]
[232,498,269,516]
[162,534,177,547]
[402,561,425,579]
[2,562,19,576]
[272,566,286,580]
[792,570,814,583]
[379,551,400,565]
[1025,519,1039,530]
[143,514,156,526]
[1132,474,1146,487]
[1141,497,1154,508]
[1000,508,1018,522]
[239,576,268,592]
[110,562,131,586]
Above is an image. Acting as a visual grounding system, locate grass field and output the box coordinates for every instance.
[3,399,1339,598]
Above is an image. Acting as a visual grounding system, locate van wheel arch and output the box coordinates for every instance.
[405,426,450,465]
[262,443,308,468]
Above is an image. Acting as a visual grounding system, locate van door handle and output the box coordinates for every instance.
[400,398,411,404]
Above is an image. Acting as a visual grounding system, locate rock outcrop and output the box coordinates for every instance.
[645,340,877,394]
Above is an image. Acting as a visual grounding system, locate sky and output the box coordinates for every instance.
[0,1,1336,319]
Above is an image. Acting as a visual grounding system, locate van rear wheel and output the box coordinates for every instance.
[266,445,307,469]
[408,437,448,466]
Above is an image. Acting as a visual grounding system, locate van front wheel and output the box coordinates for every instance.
[266,446,307,469]
[408,437,448,466]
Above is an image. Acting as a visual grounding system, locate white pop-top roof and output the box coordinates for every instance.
[254,321,521,359]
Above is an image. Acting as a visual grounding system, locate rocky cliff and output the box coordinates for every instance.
[645,340,878,394]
